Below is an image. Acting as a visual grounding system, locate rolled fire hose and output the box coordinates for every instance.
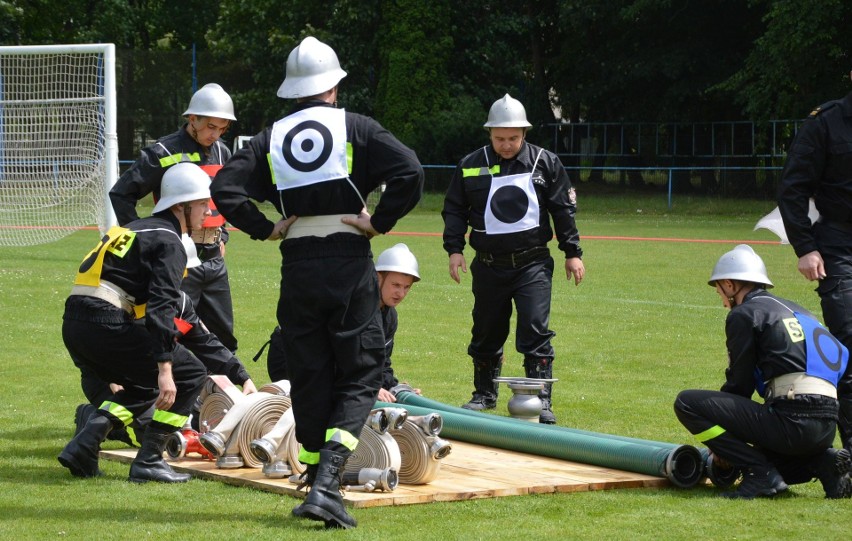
[233,394,292,469]
[250,408,295,470]
[259,380,291,397]
[198,390,237,433]
[199,391,273,457]
[390,415,453,484]
[345,422,402,476]
[383,391,705,488]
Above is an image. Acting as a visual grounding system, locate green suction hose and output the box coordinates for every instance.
[378,391,704,488]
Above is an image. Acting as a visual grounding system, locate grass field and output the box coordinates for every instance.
[1,192,848,540]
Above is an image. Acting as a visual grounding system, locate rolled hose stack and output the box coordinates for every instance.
[381,391,705,488]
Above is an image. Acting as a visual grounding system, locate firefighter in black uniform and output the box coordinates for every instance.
[777,74,852,453]
[264,243,424,403]
[109,83,239,352]
[59,163,215,483]
[73,287,258,446]
[442,94,585,424]
[674,244,852,499]
[374,243,423,403]
[210,37,423,529]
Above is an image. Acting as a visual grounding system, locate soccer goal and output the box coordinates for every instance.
[0,43,118,246]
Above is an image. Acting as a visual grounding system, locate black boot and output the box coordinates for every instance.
[462,357,502,411]
[73,403,96,437]
[720,465,788,499]
[128,426,191,483]
[524,357,556,424]
[812,447,852,499]
[59,412,116,478]
[292,449,356,529]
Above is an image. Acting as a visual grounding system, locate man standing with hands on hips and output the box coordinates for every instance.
[211,37,422,529]
[442,93,584,424]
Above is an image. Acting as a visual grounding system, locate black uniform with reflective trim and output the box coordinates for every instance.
[674,289,850,477]
[777,92,852,447]
[442,142,581,361]
[211,100,423,455]
[109,126,237,352]
[63,212,207,429]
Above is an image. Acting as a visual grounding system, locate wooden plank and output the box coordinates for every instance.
[101,438,669,508]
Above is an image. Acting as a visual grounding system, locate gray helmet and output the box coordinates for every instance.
[376,243,420,282]
[277,36,348,99]
[183,83,236,121]
[152,163,212,213]
[708,244,773,288]
[483,93,532,130]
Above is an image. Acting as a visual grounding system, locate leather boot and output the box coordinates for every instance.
[292,449,357,529]
[128,426,191,483]
[720,465,788,499]
[812,447,852,499]
[524,357,556,424]
[59,412,115,478]
[462,356,502,411]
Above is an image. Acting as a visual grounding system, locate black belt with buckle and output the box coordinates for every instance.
[476,246,550,269]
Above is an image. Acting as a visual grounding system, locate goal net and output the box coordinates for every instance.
[0,43,118,246]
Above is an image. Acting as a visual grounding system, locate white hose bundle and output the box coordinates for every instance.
[230,393,292,468]
[390,417,452,484]
[344,422,402,475]
[259,380,291,396]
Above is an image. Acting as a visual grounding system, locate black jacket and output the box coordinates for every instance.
[109,126,231,246]
[210,101,423,240]
[778,92,852,257]
[380,305,399,390]
[442,142,582,257]
[721,289,851,399]
[75,212,187,362]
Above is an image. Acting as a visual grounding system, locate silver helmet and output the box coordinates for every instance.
[277,36,348,99]
[708,244,773,288]
[152,163,211,214]
[483,93,532,130]
[375,243,420,282]
[183,83,236,121]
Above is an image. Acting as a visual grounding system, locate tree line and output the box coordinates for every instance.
[2,0,851,167]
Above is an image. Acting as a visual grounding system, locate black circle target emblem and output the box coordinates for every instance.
[282,120,333,172]
[813,327,844,372]
[489,185,529,224]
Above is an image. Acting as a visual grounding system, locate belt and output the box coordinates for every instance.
[190,227,222,245]
[69,279,145,319]
[765,372,837,400]
[285,214,365,239]
[476,246,550,269]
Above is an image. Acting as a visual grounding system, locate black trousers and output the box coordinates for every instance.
[468,256,556,361]
[63,297,207,429]
[183,254,237,353]
[674,389,836,474]
[277,236,383,454]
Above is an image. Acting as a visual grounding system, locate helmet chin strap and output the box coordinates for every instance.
[725,282,745,308]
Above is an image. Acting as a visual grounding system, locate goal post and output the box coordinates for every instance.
[0,43,118,246]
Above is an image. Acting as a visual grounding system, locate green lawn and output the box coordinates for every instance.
[1,193,846,540]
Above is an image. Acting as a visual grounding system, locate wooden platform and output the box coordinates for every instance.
[101,440,669,508]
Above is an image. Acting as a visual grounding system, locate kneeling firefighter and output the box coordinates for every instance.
[59,163,215,483]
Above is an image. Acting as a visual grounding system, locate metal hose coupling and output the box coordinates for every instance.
[408,413,443,436]
[368,408,390,434]
[341,467,398,492]
[427,435,453,460]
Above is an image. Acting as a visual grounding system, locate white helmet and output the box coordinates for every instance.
[152,163,212,213]
[483,93,532,130]
[376,243,420,282]
[708,244,773,288]
[277,36,348,99]
[183,83,236,121]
